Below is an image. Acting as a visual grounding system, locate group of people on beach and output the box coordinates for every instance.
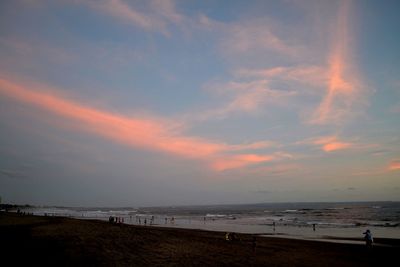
[16,209,33,216]
[133,215,175,226]
[109,212,374,248]
[107,215,188,226]
[108,216,124,224]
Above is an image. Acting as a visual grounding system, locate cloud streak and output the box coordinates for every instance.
[193,78,297,122]
[235,65,328,89]
[299,136,354,152]
[80,0,183,35]
[311,0,365,125]
[313,136,353,152]
[0,77,281,171]
[220,19,300,57]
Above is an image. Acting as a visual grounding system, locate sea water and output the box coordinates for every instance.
[19,202,400,241]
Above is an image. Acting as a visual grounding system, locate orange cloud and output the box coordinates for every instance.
[311,136,353,152]
[311,0,364,125]
[322,142,352,152]
[0,77,281,171]
[389,160,400,171]
[211,154,275,172]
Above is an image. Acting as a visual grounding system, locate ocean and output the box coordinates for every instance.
[18,201,400,242]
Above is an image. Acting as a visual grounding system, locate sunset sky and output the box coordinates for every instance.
[0,0,399,206]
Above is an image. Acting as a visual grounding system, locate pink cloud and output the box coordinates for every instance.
[0,77,283,171]
[310,0,366,125]
[211,154,275,172]
[322,142,352,152]
[308,136,353,152]
[389,160,400,171]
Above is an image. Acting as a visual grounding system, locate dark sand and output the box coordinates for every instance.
[1,212,399,266]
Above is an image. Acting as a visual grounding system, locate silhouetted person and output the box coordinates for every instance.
[313,223,316,231]
[363,229,373,248]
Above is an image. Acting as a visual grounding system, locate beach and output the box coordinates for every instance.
[1,212,399,266]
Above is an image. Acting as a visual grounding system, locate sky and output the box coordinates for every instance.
[0,0,399,207]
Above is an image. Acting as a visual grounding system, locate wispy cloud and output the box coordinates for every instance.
[80,0,183,35]
[313,136,353,152]
[212,154,275,172]
[321,142,353,152]
[0,77,284,171]
[210,153,293,172]
[299,135,354,152]
[310,0,366,125]
[220,19,301,57]
[193,78,296,121]
[226,141,275,152]
[235,65,327,89]
[150,0,183,24]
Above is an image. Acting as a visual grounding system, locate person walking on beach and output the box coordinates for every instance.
[363,229,373,248]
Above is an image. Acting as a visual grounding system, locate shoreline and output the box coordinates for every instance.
[13,201,400,242]
[1,212,399,266]
[6,208,400,246]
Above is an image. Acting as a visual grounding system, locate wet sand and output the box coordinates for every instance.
[1,212,398,266]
